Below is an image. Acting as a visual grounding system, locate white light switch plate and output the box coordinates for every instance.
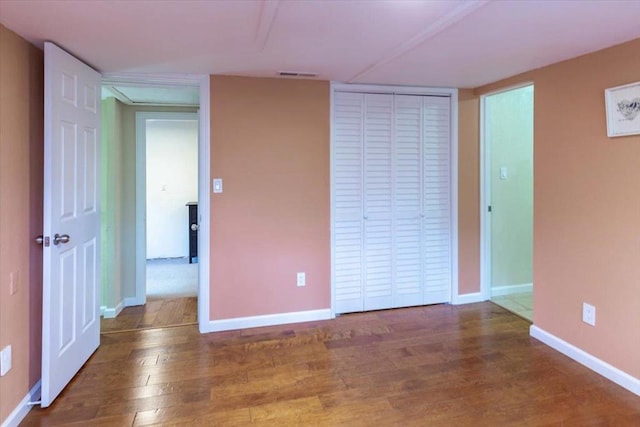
[0,345,12,376]
[500,166,508,180]
[213,178,223,193]
[297,272,306,287]
[582,302,596,326]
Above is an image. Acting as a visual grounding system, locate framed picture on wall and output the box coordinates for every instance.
[605,81,640,137]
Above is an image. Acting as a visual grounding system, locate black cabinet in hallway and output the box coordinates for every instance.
[186,202,198,263]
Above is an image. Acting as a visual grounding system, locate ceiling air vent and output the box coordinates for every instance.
[278,71,318,78]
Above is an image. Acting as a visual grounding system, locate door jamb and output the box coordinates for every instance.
[479,82,533,301]
[102,73,211,333]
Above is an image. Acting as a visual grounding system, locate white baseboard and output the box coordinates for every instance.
[491,283,533,297]
[200,309,332,333]
[452,291,486,305]
[101,300,124,319]
[530,325,640,396]
[1,380,41,427]
[123,297,139,307]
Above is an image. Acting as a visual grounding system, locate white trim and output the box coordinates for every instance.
[100,300,124,319]
[480,81,535,98]
[450,88,460,306]
[491,283,533,297]
[479,93,491,301]
[329,82,459,312]
[329,83,336,319]
[200,309,332,333]
[134,113,146,306]
[123,296,138,307]
[452,291,486,305]
[530,325,640,396]
[332,82,456,96]
[197,75,211,334]
[1,380,41,427]
[102,72,203,88]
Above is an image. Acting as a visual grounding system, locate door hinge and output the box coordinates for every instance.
[488,205,492,213]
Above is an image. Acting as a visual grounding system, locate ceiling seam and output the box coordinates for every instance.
[255,0,281,51]
[346,0,490,84]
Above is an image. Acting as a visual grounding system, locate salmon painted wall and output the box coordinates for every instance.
[476,37,640,378]
[209,76,330,319]
[0,24,44,423]
[457,89,480,295]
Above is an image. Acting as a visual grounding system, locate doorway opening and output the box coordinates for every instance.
[99,78,210,333]
[481,84,534,321]
[140,113,199,329]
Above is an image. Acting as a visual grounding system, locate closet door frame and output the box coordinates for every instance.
[330,83,461,317]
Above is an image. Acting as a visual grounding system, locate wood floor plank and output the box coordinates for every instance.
[23,302,640,426]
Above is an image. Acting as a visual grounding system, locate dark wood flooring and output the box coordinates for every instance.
[100,296,197,333]
[24,302,640,426]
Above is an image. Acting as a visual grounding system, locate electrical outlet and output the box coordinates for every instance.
[582,302,596,326]
[0,345,12,376]
[297,272,306,287]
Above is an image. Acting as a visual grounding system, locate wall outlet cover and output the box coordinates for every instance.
[297,272,306,287]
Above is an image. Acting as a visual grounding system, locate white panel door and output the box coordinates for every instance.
[422,96,451,304]
[393,95,424,308]
[42,42,101,407]
[362,94,394,311]
[333,92,365,314]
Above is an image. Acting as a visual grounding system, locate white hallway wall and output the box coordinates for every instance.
[146,119,198,259]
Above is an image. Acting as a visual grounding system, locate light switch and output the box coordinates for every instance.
[500,166,508,180]
[213,178,223,194]
[0,345,11,376]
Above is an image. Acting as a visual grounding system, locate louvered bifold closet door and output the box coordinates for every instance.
[393,95,424,308]
[422,96,451,304]
[362,94,394,311]
[333,92,365,314]
[333,91,452,315]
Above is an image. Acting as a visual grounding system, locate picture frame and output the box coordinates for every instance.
[605,81,640,137]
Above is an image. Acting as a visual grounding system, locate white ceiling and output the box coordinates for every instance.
[1,0,640,88]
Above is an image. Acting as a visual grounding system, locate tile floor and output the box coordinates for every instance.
[491,291,533,321]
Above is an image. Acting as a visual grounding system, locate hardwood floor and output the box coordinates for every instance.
[24,302,639,426]
[100,297,197,333]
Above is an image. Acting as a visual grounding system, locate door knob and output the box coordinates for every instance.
[190,223,199,231]
[53,233,70,245]
[35,235,44,245]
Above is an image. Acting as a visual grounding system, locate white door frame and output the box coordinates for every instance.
[135,111,199,303]
[101,73,210,333]
[479,82,533,301]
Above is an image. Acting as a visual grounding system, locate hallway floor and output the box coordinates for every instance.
[101,296,197,333]
[491,291,533,321]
